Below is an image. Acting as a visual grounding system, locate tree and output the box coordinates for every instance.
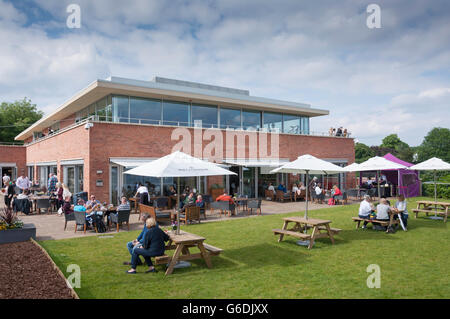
[0,98,43,143]
[380,133,414,162]
[355,142,375,163]
[417,127,450,163]
[381,134,405,149]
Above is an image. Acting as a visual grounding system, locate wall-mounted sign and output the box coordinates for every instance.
[96,170,103,174]
[96,179,103,187]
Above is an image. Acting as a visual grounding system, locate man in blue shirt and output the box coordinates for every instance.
[277,182,287,193]
[123,212,153,266]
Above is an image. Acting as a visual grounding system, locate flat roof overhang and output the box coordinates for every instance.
[15,79,329,141]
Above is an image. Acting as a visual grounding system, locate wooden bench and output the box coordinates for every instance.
[318,226,342,234]
[352,216,399,229]
[154,243,223,265]
[412,201,449,223]
[272,228,311,240]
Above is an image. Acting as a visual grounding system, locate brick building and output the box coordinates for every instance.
[3,76,355,203]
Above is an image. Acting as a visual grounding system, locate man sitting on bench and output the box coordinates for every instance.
[358,195,374,229]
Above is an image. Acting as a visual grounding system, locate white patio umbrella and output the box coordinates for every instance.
[343,162,361,172]
[124,151,237,234]
[409,157,450,220]
[270,154,346,219]
[346,156,408,200]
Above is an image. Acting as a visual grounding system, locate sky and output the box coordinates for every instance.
[0,0,449,146]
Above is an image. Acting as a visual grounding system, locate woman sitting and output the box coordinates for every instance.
[392,194,408,230]
[331,185,342,202]
[126,217,170,274]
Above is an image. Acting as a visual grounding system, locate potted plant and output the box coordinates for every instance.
[210,184,224,201]
[0,207,36,244]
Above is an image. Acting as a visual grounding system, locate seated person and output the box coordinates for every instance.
[126,217,170,274]
[392,194,408,230]
[168,186,177,196]
[277,182,287,193]
[61,195,74,215]
[195,195,205,209]
[17,188,30,200]
[85,194,101,208]
[292,183,300,195]
[331,185,342,200]
[267,183,275,192]
[117,196,130,211]
[74,199,94,226]
[358,195,375,228]
[374,198,392,231]
[298,182,306,190]
[123,212,151,266]
[180,192,195,212]
[216,192,235,204]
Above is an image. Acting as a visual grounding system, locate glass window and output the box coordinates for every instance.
[96,98,107,121]
[191,104,218,128]
[301,117,310,134]
[88,103,96,119]
[130,97,162,125]
[263,112,283,133]
[113,96,129,123]
[123,170,161,196]
[162,100,189,126]
[220,107,241,129]
[242,110,261,130]
[283,114,300,134]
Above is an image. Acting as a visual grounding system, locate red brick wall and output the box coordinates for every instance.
[0,145,27,178]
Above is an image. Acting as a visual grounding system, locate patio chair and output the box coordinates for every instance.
[334,191,348,205]
[110,210,130,232]
[202,194,212,210]
[138,203,157,220]
[211,201,235,217]
[153,197,169,210]
[276,190,292,202]
[247,199,262,215]
[294,189,306,202]
[36,198,51,214]
[347,189,359,200]
[368,188,377,200]
[180,206,201,224]
[64,212,75,230]
[74,211,91,234]
[265,189,275,201]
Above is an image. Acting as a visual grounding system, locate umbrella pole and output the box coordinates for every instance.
[177,176,180,235]
[305,171,309,220]
[377,170,381,201]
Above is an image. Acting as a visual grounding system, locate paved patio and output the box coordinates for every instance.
[1,195,344,241]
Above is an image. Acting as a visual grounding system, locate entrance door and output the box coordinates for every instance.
[228,166,240,195]
[242,167,256,198]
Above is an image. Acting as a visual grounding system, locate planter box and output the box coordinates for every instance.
[0,223,36,244]
[210,188,224,201]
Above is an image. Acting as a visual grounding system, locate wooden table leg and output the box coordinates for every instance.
[165,243,184,275]
[444,206,448,223]
[197,242,212,269]
[308,226,318,249]
[325,224,335,245]
[278,221,289,242]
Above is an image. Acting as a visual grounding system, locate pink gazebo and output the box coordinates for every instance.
[381,153,421,198]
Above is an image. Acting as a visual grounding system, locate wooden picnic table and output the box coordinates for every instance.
[272,217,341,249]
[153,230,222,275]
[412,200,449,223]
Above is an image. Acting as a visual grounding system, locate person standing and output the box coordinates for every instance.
[56,182,64,211]
[47,173,58,194]
[2,173,11,187]
[16,174,30,194]
[135,183,150,205]
[4,181,15,208]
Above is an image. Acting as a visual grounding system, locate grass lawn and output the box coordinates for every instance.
[39,197,449,299]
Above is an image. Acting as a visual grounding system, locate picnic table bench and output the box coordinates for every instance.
[352,211,400,231]
[412,200,449,223]
[154,231,223,275]
[272,217,341,249]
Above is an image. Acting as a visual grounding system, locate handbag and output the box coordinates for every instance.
[328,198,335,205]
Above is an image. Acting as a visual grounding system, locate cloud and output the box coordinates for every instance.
[0,0,448,146]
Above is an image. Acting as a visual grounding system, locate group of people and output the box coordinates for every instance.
[358,194,408,232]
[329,127,349,137]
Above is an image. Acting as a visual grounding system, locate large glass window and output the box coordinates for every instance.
[283,114,300,134]
[220,107,241,129]
[130,97,161,125]
[263,112,283,133]
[123,171,162,196]
[301,117,310,134]
[163,101,189,126]
[113,96,130,123]
[96,97,107,121]
[242,110,261,130]
[191,104,218,128]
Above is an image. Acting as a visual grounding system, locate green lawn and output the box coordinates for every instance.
[39,197,449,299]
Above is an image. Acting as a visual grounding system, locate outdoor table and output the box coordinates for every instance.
[413,200,449,223]
[128,198,139,215]
[162,230,213,275]
[28,195,50,213]
[234,197,248,213]
[272,216,340,249]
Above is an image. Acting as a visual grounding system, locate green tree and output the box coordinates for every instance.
[0,98,43,143]
[417,127,450,163]
[380,134,414,162]
[355,142,375,163]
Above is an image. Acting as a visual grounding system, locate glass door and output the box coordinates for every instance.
[242,167,255,198]
[111,166,119,205]
[66,167,75,194]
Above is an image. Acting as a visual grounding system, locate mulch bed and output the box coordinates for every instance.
[0,241,75,299]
